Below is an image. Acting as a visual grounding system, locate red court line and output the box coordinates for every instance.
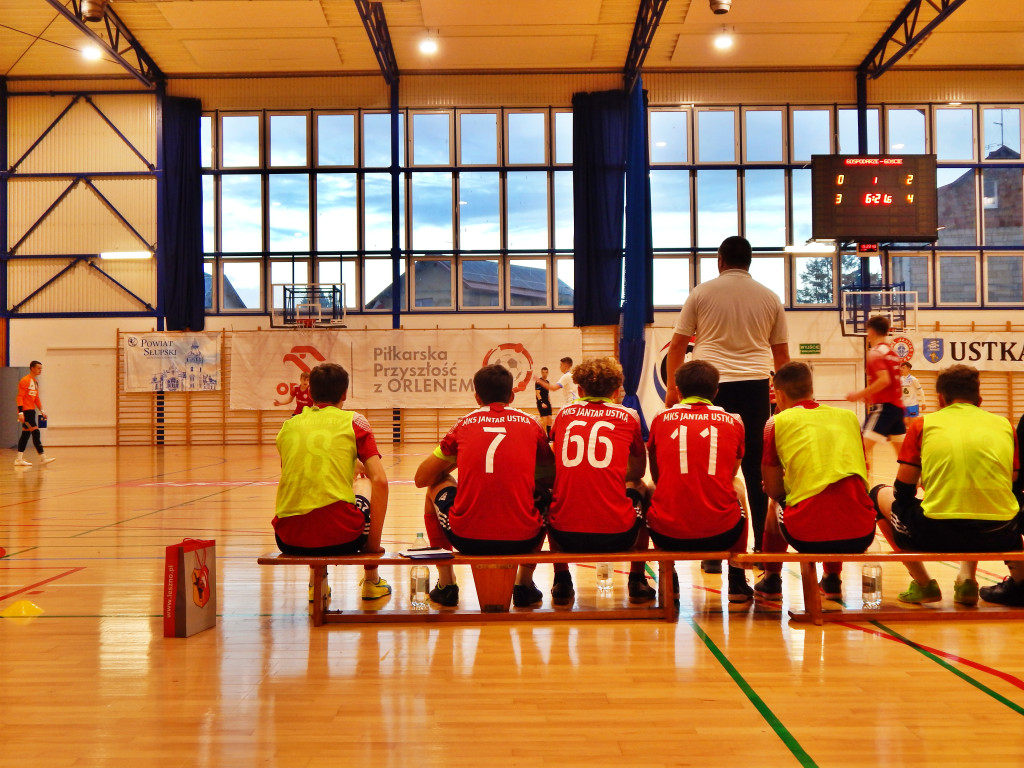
[837,620,1024,692]
[0,566,86,602]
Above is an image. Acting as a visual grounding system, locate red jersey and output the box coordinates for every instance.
[867,342,903,407]
[548,399,645,534]
[292,385,314,415]
[762,402,875,542]
[436,403,553,540]
[647,400,745,539]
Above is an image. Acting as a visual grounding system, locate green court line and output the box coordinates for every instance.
[873,621,1024,716]
[688,618,818,767]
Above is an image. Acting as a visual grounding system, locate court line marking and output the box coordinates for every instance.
[0,566,85,602]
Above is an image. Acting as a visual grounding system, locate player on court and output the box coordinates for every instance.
[847,315,905,482]
[647,361,753,602]
[415,364,555,607]
[900,361,926,425]
[274,370,313,416]
[15,360,55,467]
[547,357,656,604]
[535,366,553,439]
[537,357,578,411]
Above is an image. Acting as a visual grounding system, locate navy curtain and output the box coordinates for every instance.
[619,80,654,436]
[572,90,629,327]
[162,96,205,331]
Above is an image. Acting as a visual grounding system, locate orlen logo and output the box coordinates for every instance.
[277,345,327,398]
[482,342,535,393]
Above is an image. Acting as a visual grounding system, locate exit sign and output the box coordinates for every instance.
[799,343,821,355]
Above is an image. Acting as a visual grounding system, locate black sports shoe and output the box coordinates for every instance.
[701,559,723,574]
[512,583,543,607]
[428,583,459,607]
[979,576,1024,607]
[551,572,575,606]
[727,566,754,603]
[754,572,783,599]
[818,573,843,600]
[628,574,657,603]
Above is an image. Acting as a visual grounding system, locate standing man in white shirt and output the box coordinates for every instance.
[538,357,578,410]
[664,236,790,566]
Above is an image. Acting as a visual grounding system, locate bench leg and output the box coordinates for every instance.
[658,560,678,622]
[799,561,823,626]
[470,564,517,612]
[310,565,327,627]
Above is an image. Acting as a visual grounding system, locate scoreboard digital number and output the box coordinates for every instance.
[810,155,938,243]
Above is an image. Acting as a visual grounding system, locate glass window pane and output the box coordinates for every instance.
[891,253,930,305]
[220,174,262,252]
[317,259,358,308]
[555,112,573,164]
[203,261,214,309]
[983,107,1021,157]
[744,169,785,247]
[983,168,1023,246]
[553,170,573,250]
[749,257,785,304]
[696,170,738,249]
[986,254,1024,303]
[698,255,718,283]
[364,113,404,166]
[364,257,406,310]
[411,172,453,250]
[412,113,450,165]
[200,115,213,168]
[412,259,452,308]
[555,258,574,307]
[460,113,497,165]
[841,253,881,288]
[651,111,688,163]
[744,110,782,162]
[791,168,812,245]
[838,109,880,155]
[792,109,830,161]
[652,258,690,306]
[651,170,690,248]
[937,167,977,245]
[509,258,548,307]
[222,261,262,309]
[221,115,259,167]
[507,171,548,249]
[270,260,310,309]
[269,115,307,167]
[202,175,215,252]
[316,174,357,251]
[461,259,500,307]
[459,172,500,251]
[888,108,927,154]
[935,108,974,161]
[938,255,977,303]
[794,255,833,305]
[364,173,405,251]
[268,174,309,252]
[508,113,545,164]
[697,110,735,162]
[317,114,355,166]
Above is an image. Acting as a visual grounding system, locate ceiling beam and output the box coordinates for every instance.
[624,0,669,92]
[858,0,969,79]
[354,0,399,86]
[42,0,164,87]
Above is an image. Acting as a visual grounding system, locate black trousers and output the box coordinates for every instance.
[714,379,770,551]
[17,410,44,453]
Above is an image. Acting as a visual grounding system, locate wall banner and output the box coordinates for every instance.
[230,328,584,411]
[892,332,1024,372]
[124,333,221,393]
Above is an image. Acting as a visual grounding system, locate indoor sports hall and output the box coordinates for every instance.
[2,2,1023,766]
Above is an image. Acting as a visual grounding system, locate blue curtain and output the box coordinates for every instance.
[162,96,205,331]
[572,89,628,327]
[619,80,654,437]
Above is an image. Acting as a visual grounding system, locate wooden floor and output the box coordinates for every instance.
[2,444,1023,767]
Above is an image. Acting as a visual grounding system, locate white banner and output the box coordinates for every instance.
[123,333,221,393]
[889,332,1024,372]
[229,328,583,411]
[636,327,686,428]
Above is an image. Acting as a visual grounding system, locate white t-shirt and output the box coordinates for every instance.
[673,269,788,382]
[555,371,577,407]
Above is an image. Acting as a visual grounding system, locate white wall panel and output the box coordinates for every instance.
[7,258,156,314]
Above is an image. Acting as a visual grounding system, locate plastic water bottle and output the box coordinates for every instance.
[412,531,427,549]
[410,564,430,609]
[596,562,613,591]
[861,539,882,609]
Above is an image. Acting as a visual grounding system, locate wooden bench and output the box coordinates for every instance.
[258,550,731,626]
[733,551,1024,625]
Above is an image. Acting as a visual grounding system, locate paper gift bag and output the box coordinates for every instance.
[163,538,216,637]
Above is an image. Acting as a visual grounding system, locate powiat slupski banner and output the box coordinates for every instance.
[123,332,221,393]
[229,328,583,410]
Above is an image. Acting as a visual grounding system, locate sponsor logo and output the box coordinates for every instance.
[891,336,915,361]
[923,338,944,363]
[282,345,327,373]
[482,342,535,393]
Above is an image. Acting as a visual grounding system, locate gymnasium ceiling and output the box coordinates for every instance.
[1,0,1023,84]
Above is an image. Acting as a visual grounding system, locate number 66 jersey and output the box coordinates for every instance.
[548,398,647,534]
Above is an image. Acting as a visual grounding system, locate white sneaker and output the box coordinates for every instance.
[40,457,56,465]
[14,459,32,467]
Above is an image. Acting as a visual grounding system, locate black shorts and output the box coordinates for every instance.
[649,515,745,552]
[890,495,1023,552]
[433,486,546,555]
[537,400,552,417]
[863,402,907,440]
[275,494,371,556]
[548,488,646,552]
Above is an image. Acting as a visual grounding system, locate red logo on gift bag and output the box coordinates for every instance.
[191,548,211,608]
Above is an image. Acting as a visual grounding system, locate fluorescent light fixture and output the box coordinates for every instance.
[713,28,734,51]
[785,240,836,254]
[419,36,438,55]
[82,45,102,61]
[100,250,152,260]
